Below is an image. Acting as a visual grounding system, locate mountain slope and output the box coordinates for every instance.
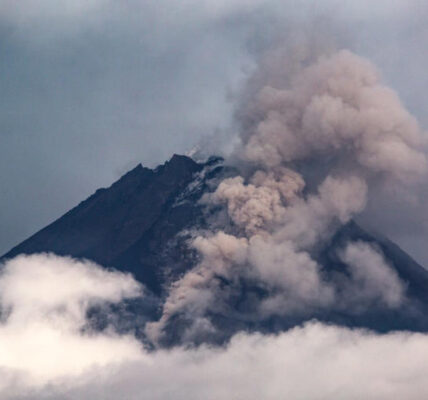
[3,154,428,339]
[2,155,213,293]
[2,155,227,293]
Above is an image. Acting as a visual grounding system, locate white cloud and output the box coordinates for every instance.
[0,254,143,387]
[4,322,428,400]
[0,253,427,400]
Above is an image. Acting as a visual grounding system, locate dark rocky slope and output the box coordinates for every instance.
[2,155,226,295]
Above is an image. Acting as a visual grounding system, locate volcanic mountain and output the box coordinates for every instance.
[2,154,217,294]
[3,154,428,342]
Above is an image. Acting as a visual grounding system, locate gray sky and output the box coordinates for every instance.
[1,0,428,265]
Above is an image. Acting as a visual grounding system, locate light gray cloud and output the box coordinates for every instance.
[0,253,425,400]
[0,253,143,387]
[49,324,428,400]
[4,320,428,399]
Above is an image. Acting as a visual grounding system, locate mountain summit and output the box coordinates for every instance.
[2,155,220,294]
[3,154,428,343]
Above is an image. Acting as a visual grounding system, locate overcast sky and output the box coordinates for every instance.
[1,0,428,264]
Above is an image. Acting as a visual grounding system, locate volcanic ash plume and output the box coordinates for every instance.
[146,48,426,345]
[239,50,426,178]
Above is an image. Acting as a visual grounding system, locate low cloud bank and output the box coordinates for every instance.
[0,253,428,400]
[0,254,143,387]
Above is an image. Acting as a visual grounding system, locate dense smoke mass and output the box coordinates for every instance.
[2,1,428,399]
[238,50,426,177]
[146,47,426,344]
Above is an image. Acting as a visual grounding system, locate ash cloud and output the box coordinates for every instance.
[147,44,425,344]
[238,49,426,179]
[338,241,406,310]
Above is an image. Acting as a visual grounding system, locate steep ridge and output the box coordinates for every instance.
[2,155,224,294]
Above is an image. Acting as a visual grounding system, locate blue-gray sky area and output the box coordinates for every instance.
[1,0,428,265]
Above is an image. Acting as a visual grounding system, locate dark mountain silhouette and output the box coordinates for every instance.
[2,154,224,294]
[3,154,428,340]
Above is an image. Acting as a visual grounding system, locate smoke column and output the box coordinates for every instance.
[146,47,427,345]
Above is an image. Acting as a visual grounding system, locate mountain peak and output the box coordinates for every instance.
[1,155,214,293]
[126,163,144,175]
[111,163,151,188]
[3,154,428,339]
[170,153,195,164]
[160,154,200,173]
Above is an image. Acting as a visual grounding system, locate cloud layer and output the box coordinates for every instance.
[0,253,426,400]
[0,254,143,387]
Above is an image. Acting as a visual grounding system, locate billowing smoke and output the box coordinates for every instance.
[238,50,426,178]
[146,47,426,344]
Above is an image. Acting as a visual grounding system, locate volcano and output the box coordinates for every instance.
[3,154,428,342]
